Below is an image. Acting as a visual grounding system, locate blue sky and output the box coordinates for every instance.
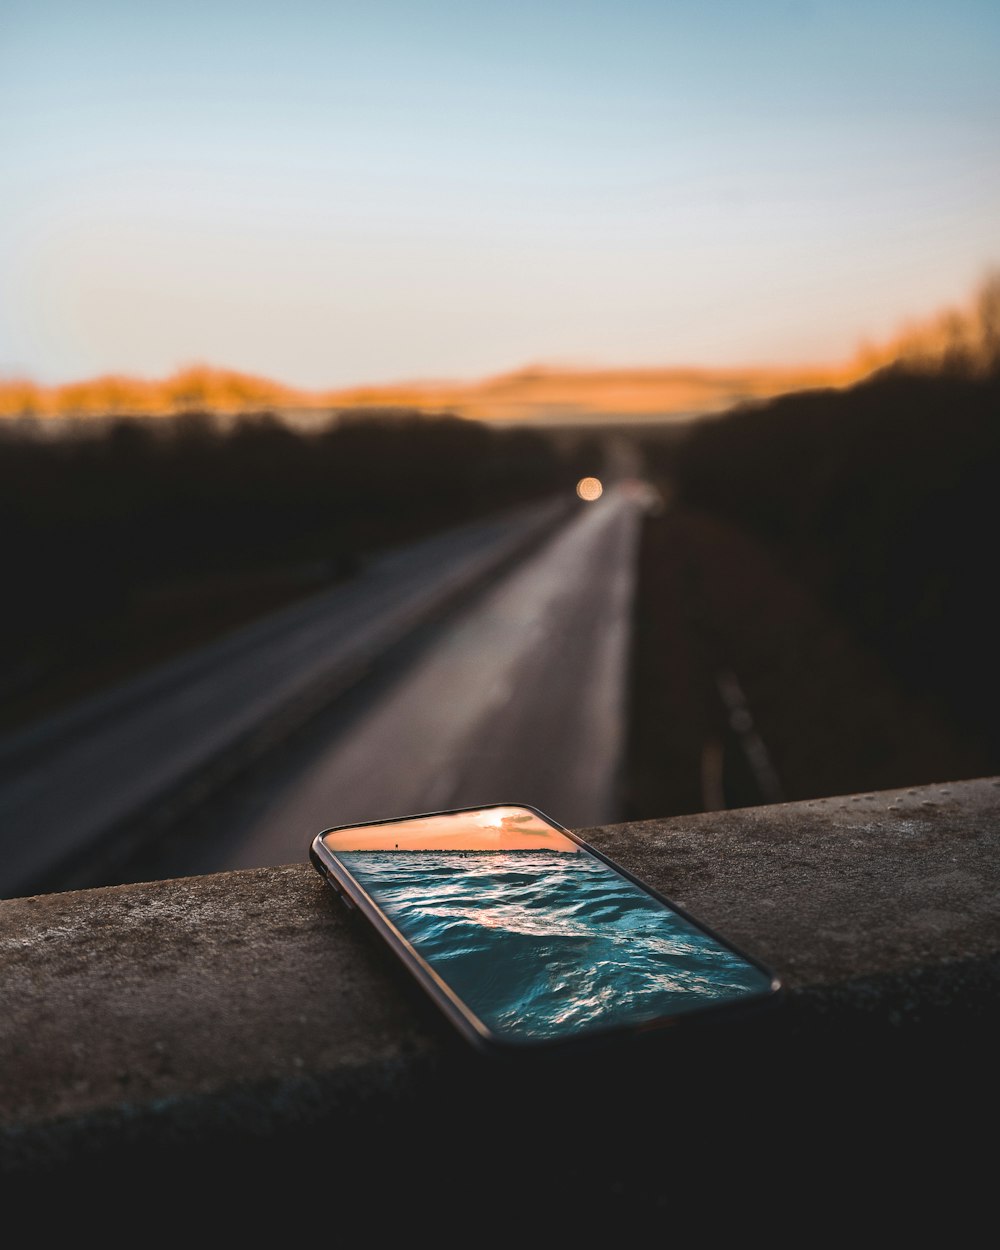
[2,0,998,388]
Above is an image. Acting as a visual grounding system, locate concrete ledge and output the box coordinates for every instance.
[3,775,999,1228]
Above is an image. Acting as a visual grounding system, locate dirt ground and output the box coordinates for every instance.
[623,501,992,822]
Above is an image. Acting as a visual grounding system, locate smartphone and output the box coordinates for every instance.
[310,803,782,1058]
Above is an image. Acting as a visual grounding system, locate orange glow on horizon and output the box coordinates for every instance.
[3,275,996,424]
[0,358,872,423]
[856,275,1000,377]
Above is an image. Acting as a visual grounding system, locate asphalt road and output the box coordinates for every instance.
[172,478,646,877]
[0,493,576,898]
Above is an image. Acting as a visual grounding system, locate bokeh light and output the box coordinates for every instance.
[576,476,603,502]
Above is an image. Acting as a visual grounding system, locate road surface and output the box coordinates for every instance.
[161,478,646,878]
[0,493,575,898]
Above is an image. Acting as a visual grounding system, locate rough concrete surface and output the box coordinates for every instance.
[2,775,998,1232]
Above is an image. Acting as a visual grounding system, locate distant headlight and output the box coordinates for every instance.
[576,476,603,502]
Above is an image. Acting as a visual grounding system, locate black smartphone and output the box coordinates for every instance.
[310,802,783,1058]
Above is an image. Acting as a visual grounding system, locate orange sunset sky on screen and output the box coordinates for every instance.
[321,807,581,852]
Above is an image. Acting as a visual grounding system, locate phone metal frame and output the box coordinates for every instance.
[309,802,784,1059]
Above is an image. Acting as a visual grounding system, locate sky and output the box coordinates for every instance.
[2,0,999,391]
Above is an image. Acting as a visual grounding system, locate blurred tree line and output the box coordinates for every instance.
[0,409,599,727]
[644,342,1000,764]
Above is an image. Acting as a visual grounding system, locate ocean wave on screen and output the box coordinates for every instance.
[338,849,771,1041]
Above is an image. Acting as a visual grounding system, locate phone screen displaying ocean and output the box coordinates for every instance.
[337,849,774,1043]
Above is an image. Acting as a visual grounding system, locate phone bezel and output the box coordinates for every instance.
[309,802,784,1059]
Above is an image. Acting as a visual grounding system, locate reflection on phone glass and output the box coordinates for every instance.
[322,806,774,1046]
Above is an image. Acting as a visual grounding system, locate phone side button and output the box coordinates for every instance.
[319,867,357,910]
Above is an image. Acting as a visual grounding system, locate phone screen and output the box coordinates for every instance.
[312,804,780,1053]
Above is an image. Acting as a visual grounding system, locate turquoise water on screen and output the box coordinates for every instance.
[338,849,772,1043]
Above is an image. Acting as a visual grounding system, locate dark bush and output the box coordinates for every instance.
[654,363,1000,755]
